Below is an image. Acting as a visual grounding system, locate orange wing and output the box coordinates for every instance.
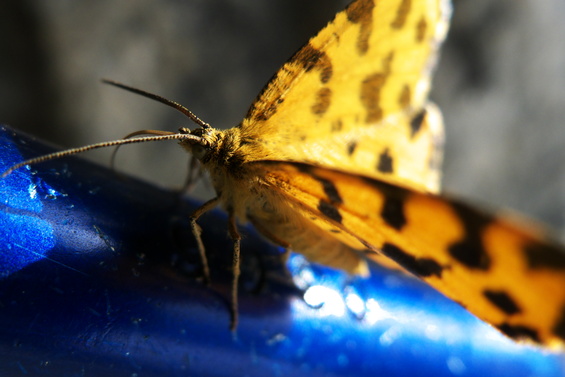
[250,160,565,348]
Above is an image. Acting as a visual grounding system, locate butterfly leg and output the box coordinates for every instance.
[189,197,221,285]
[227,211,241,331]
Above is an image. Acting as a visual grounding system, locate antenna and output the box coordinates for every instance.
[3,80,211,178]
[2,132,201,178]
[101,79,211,129]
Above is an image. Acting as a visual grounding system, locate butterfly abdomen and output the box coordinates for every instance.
[246,190,370,276]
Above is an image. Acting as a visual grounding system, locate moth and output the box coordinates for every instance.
[4,0,565,348]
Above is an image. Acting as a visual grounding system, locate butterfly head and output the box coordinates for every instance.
[177,126,223,164]
[100,79,225,165]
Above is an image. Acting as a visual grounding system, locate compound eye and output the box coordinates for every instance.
[191,144,208,160]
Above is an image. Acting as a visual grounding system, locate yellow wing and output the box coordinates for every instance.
[250,161,565,348]
[235,0,450,193]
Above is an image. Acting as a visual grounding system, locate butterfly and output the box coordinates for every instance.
[4,0,565,348]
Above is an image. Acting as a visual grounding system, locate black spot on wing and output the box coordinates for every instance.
[347,141,358,156]
[332,119,343,132]
[361,70,389,123]
[295,164,343,205]
[380,191,407,231]
[345,0,375,55]
[497,323,540,343]
[523,240,565,270]
[391,0,411,29]
[292,44,333,84]
[399,84,411,108]
[382,243,443,278]
[483,290,521,315]
[416,16,427,43]
[410,109,426,138]
[447,202,492,270]
[358,175,407,231]
[311,87,332,116]
[552,304,565,341]
[280,163,345,225]
[318,200,342,224]
[377,148,394,173]
[318,177,343,205]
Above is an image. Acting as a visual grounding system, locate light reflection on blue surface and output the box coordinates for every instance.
[1,165,42,214]
[287,253,317,290]
[344,288,365,319]
[0,132,56,276]
[446,356,466,375]
[283,252,565,376]
[304,285,345,316]
[27,179,38,200]
[0,212,56,277]
[363,298,394,325]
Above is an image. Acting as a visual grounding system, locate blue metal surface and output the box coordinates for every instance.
[0,124,564,376]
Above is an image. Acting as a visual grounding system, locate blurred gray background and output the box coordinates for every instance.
[1,0,564,237]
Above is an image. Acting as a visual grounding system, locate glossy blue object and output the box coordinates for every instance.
[0,125,564,376]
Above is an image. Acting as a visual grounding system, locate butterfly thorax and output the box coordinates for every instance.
[179,127,239,170]
[178,127,255,214]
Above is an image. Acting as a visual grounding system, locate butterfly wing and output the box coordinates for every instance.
[237,0,450,193]
[250,161,565,347]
